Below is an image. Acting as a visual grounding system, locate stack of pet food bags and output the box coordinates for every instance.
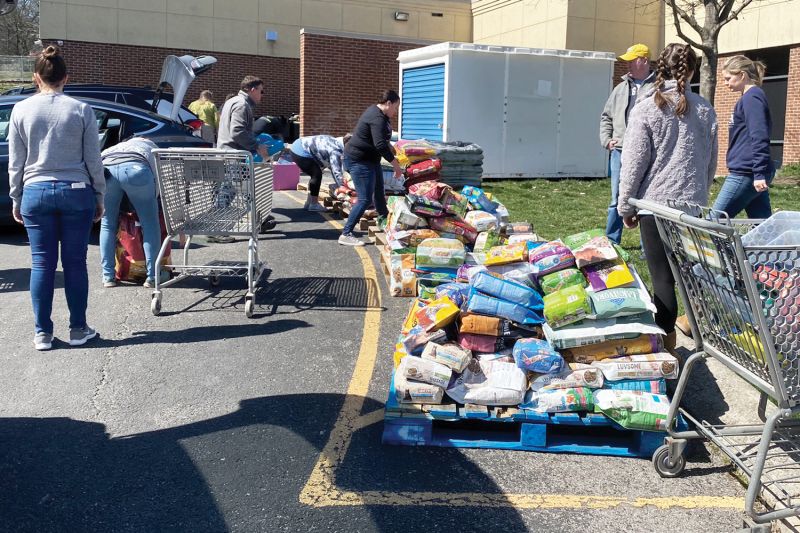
[392,139,483,189]
[391,221,680,433]
[382,181,511,298]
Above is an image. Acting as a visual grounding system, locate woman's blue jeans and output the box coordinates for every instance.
[342,160,388,235]
[712,172,774,219]
[21,181,96,334]
[100,162,161,281]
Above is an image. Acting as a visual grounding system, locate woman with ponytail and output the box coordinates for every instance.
[617,43,718,353]
[713,55,774,218]
[7,45,105,350]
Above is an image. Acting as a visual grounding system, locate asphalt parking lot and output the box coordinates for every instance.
[0,189,751,532]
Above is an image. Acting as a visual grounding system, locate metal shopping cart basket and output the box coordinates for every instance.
[631,198,800,525]
[151,148,273,318]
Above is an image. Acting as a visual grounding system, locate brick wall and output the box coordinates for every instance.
[712,55,739,175]
[50,40,299,118]
[300,32,424,136]
[784,45,800,165]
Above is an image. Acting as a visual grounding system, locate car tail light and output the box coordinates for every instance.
[186,118,204,130]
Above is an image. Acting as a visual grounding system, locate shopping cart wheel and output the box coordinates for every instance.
[259,217,277,233]
[210,275,220,287]
[652,444,686,478]
[244,296,255,318]
[151,293,162,316]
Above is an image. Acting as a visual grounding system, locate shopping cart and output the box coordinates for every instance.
[151,148,273,318]
[631,198,800,525]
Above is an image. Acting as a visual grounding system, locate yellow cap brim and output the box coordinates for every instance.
[618,52,640,61]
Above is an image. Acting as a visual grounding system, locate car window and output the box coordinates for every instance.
[0,105,12,141]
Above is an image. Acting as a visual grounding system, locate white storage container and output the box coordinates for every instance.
[398,42,616,179]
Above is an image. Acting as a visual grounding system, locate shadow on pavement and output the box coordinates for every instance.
[0,268,65,294]
[0,394,527,532]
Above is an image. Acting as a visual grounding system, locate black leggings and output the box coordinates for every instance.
[639,215,677,334]
[290,152,322,196]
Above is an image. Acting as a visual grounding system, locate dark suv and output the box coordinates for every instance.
[0,95,211,226]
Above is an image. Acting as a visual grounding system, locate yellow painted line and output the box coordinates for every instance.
[282,190,743,511]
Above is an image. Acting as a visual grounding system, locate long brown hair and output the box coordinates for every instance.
[35,45,67,86]
[653,43,698,118]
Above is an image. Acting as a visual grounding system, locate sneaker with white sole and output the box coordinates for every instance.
[306,203,327,212]
[34,332,53,351]
[338,234,365,247]
[102,278,117,288]
[69,326,97,346]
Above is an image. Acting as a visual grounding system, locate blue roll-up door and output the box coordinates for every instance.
[401,63,445,141]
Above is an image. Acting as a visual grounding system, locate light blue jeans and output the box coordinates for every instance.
[21,181,96,334]
[605,149,623,244]
[712,171,775,219]
[100,162,161,281]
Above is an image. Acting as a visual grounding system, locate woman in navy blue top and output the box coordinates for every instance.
[713,55,775,219]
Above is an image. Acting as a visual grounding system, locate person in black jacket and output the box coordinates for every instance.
[339,90,403,246]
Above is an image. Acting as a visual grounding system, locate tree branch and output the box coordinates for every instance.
[666,0,707,51]
[665,0,706,36]
[715,0,754,33]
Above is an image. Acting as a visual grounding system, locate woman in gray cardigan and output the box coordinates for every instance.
[617,43,718,353]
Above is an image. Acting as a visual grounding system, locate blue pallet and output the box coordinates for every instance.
[383,372,680,458]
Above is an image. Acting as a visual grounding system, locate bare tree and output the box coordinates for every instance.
[664,0,762,104]
[0,0,39,56]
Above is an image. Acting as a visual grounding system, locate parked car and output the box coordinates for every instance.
[0,94,212,226]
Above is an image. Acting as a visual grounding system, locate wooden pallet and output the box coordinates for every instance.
[383,372,672,458]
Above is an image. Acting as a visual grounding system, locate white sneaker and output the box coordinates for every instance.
[34,332,53,351]
[306,203,327,212]
[338,234,365,247]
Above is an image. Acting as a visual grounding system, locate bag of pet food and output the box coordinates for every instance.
[484,242,528,267]
[389,252,416,297]
[428,217,478,244]
[394,371,445,404]
[459,313,503,336]
[512,338,565,374]
[529,241,576,277]
[474,230,503,253]
[407,180,450,201]
[421,341,471,373]
[464,289,545,325]
[465,211,499,233]
[404,229,441,248]
[543,284,592,328]
[565,230,619,268]
[561,334,664,363]
[604,379,666,394]
[387,197,424,230]
[543,314,665,349]
[446,359,527,406]
[471,270,544,310]
[440,189,469,218]
[415,295,460,332]
[507,233,541,245]
[434,282,470,308]
[461,185,498,213]
[539,268,587,296]
[591,353,679,381]
[407,194,445,217]
[530,368,604,391]
[589,287,656,319]
[593,390,670,431]
[402,324,448,355]
[498,321,545,341]
[416,238,466,269]
[397,354,452,388]
[522,387,594,413]
[506,221,533,235]
[458,333,507,353]
[584,259,635,291]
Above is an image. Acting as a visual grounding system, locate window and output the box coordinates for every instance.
[91,107,159,149]
[0,105,12,142]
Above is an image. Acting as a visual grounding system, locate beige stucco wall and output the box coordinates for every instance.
[39,0,473,58]
[472,0,662,55]
[663,0,800,54]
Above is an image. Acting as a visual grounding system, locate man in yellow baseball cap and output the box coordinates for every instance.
[618,43,650,61]
[599,43,655,244]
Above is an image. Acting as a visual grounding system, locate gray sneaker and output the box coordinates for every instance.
[34,332,53,351]
[69,326,97,346]
[338,234,365,247]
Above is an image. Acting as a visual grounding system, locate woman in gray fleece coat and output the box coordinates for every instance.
[617,43,718,352]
